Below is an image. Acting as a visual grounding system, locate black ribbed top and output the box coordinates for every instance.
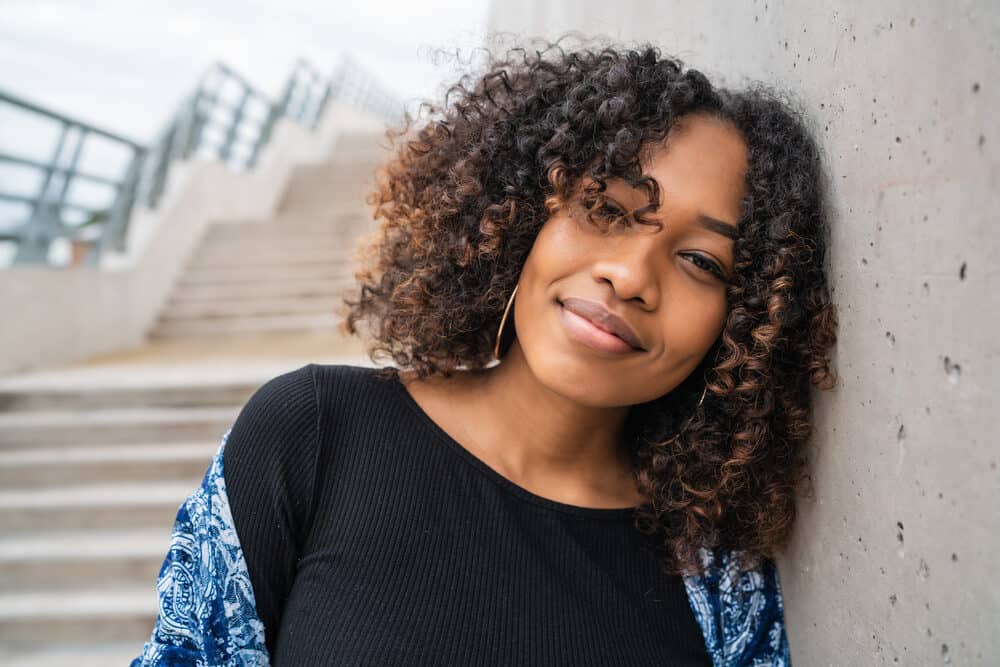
[223,363,711,666]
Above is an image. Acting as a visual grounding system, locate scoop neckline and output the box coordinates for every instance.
[388,371,641,522]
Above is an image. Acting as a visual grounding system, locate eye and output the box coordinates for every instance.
[682,252,727,280]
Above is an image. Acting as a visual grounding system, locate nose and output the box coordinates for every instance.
[589,236,660,310]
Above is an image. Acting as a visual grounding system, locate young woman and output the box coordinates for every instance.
[133,41,837,666]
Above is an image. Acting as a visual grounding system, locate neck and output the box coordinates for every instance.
[446,341,639,505]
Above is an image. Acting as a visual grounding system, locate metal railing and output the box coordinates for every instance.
[0,56,401,268]
[0,91,146,265]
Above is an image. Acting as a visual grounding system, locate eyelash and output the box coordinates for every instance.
[589,202,727,280]
[681,252,726,280]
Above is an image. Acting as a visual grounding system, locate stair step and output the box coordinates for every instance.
[331,130,393,152]
[159,294,343,320]
[197,232,355,248]
[277,190,376,215]
[0,481,193,533]
[186,246,358,269]
[277,201,374,216]
[282,160,381,180]
[276,192,374,211]
[202,217,373,240]
[151,312,340,339]
[0,407,237,448]
[0,588,156,642]
[0,442,216,488]
[167,276,355,303]
[0,641,145,667]
[0,528,170,592]
[178,261,356,286]
[278,163,377,189]
[0,382,256,412]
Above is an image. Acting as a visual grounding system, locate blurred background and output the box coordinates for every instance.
[0,1,996,665]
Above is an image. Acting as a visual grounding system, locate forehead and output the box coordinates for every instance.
[618,113,749,223]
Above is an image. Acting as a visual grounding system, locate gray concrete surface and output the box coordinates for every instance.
[486,2,999,664]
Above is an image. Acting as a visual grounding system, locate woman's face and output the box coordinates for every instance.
[511,112,749,407]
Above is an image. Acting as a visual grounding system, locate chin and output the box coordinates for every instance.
[522,347,636,408]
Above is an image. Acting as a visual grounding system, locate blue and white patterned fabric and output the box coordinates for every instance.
[132,427,791,666]
[131,427,268,667]
[683,546,790,666]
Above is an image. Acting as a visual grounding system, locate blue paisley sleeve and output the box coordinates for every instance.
[131,427,271,667]
[683,547,791,667]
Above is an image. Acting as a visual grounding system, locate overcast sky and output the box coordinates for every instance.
[0,0,492,141]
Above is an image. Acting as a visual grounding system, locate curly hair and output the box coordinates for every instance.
[339,38,839,577]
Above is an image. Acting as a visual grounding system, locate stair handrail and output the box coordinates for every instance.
[0,89,146,266]
[0,56,401,268]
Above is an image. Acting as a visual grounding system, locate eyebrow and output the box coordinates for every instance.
[695,214,740,240]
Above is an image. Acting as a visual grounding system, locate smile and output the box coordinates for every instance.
[557,301,643,355]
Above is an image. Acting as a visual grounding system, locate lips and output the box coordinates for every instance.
[559,297,644,350]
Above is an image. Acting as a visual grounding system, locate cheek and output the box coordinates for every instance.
[657,285,728,358]
[528,213,587,268]
[517,213,593,293]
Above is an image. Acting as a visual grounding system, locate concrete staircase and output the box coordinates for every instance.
[150,131,385,341]
[0,131,386,664]
[0,378,253,664]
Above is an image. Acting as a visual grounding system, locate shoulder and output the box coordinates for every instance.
[223,364,319,462]
[310,362,398,393]
[220,364,333,512]
[309,362,402,416]
[239,362,391,409]
[223,363,400,466]
[240,362,318,415]
[221,365,328,549]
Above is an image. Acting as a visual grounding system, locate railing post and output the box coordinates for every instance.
[276,71,296,119]
[219,84,250,166]
[248,101,279,169]
[146,120,177,210]
[14,124,71,264]
[95,145,146,262]
[56,127,86,218]
[172,91,201,162]
[312,81,333,130]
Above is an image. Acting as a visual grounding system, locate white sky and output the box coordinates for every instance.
[0,0,492,142]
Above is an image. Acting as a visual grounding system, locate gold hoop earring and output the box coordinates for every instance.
[493,284,518,359]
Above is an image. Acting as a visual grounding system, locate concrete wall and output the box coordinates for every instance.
[486,2,998,664]
[0,100,385,376]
